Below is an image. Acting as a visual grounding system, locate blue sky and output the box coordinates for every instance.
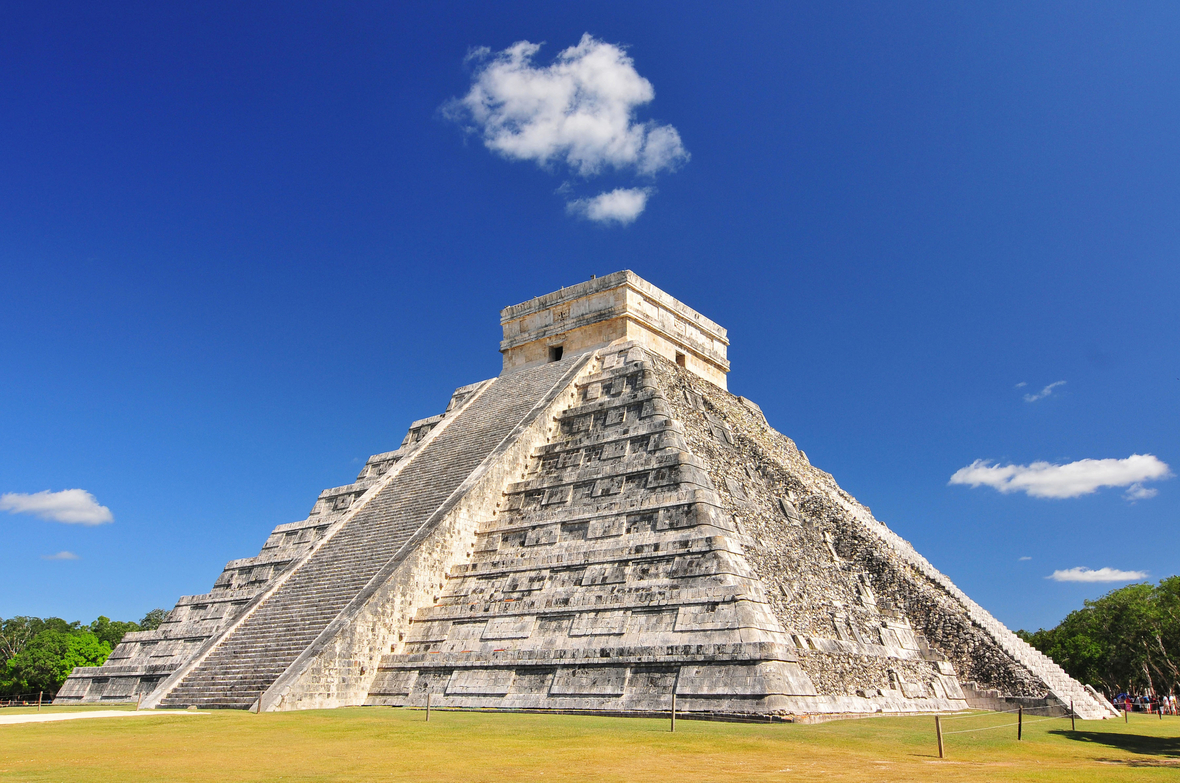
[1,2,1176,633]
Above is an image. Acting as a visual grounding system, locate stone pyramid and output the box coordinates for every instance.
[58,272,1117,720]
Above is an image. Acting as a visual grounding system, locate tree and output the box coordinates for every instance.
[2,614,148,695]
[0,617,81,667]
[88,616,140,648]
[139,608,168,631]
[1,617,47,666]
[1021,577,1180,697]
[1146,576,1180,690]
[3,630,110,693]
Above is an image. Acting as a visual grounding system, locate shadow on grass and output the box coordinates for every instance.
[1050,729,1180,761]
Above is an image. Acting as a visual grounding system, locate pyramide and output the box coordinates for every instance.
[58,272,1116,719]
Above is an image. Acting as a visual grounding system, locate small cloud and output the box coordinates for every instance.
[1019,556,1032,561]
[567,187,650,225]
[1048,567,1148,583]
[0,489,114,525]
[41,551,79,561]
[949,454,1172,499]
[1124,483,1158,501]
[1015,382,1028,389]
[1024,380,1066,402]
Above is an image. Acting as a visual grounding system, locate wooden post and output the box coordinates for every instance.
[935,715,944,759]
[426,693,431,722]
[1125,708,1128,724]
[137,692,144,711]
[37,692,42,712]
[1070,701,1075,731]
[1018,706,1023,740]
[670,692,676,733]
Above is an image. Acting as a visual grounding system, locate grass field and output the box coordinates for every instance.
[1,705,1177,782]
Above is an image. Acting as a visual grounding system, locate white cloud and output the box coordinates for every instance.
[1048,567,1148,583]
[1024,380,1066,402]
[949,454,1172,499]
[0,489,114,525]
[446,33,687,222]
[41,551,79,561]
[1015,382,1028,388]
[1019,556,1032,561]
[1124,483,1158,501]
[567,187,650,225]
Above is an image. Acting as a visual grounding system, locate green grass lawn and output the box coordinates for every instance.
[1,706,1177,782]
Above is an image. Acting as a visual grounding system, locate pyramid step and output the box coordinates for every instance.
[154,365,573,705]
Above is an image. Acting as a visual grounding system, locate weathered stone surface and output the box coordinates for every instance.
[500,271,730,389]
[59,272,1116,720]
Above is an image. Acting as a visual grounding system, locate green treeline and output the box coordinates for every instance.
[1018,576,1180,697]
[0,609,167,696]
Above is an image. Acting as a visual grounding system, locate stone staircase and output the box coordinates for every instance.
[856,517,1119,719]
[155,359,581,709]
[1016,638,1119,718]
[368,346,825,715]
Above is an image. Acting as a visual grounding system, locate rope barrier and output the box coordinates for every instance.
[952,703,1068,716]
[940,706,1061,721]
[942,716,1062,736]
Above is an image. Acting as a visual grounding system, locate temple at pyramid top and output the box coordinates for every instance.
[500,270,730,389]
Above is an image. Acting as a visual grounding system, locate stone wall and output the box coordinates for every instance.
[649,352,1115,719]
[367,344,968,717]
[649,355,966,710]
[69,380,486,708]
[499,271,729,388]
[261,355,594,710]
